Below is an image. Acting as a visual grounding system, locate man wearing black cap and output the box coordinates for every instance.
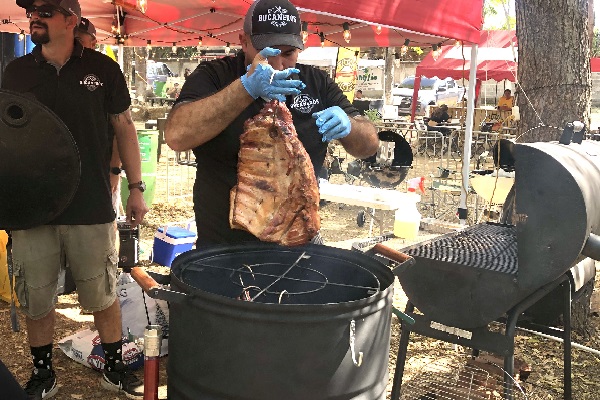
[75,16,96,48]
[166,0,378,245]
[2,0,147,398]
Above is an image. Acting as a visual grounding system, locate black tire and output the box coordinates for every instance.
[357,210,366,227]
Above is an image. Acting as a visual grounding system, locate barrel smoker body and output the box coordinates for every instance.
[397,139,600,329]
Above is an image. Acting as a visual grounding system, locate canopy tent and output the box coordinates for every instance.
[0,0,484,224]
[1,0,483,48]
[297,47,338,66]
[410,30,518,119]
[416,30,517,82]
[591,58,600,72]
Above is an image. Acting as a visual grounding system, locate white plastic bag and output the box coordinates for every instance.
[58,329,143,371]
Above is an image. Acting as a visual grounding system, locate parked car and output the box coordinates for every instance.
[392,76,465,116]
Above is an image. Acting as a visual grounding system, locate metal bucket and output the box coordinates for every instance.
[142,243,396,400]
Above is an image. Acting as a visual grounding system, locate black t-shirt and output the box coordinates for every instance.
[1,41,131,225]
[175,52,359,244]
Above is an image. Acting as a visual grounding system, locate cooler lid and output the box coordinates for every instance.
[157,226,196,239]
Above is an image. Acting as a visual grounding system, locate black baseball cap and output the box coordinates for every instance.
[17,0,81,23]
[78,17,96,39]
[243,0,304,50]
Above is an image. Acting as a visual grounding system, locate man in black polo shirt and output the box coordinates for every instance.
[165,0,378,245]
[1,0,148,398]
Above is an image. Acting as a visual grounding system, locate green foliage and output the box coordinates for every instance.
[593,29,600,58]
[149,46,199,60]
[364,108,382,123]
[483,0,515,30]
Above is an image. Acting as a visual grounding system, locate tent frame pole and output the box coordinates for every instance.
[459,44,478,224]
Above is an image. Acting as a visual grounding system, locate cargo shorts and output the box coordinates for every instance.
[11,223,119,320]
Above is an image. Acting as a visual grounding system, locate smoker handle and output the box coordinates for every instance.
[129,266,187,304]
[372,243,416,275]
[582,233,600,260]
[130,267,160,292]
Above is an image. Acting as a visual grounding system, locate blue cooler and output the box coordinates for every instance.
[152,226,197,267]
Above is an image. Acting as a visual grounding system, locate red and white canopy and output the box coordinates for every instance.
[416,30,518,83]
[1,0,483,48]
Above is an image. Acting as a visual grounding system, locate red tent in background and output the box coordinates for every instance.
[410,30,517,119]
[0,0,483,48]
[591,58,600,72]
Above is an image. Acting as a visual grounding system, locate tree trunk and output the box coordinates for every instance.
[134,48,148,102]
[383,47,394,105]
[516,0,595,334]
[515,0,591,143]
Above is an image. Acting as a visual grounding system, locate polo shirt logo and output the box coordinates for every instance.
[290,94,319,114]
[258,6,296,28]
[80,74,104,91]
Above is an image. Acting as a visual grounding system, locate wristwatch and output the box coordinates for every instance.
[128,181,146,192]
[110,166,123,175]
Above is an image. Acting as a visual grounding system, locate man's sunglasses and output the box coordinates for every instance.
[26,5,70,19]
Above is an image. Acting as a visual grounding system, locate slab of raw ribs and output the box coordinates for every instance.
[229,100,320,246]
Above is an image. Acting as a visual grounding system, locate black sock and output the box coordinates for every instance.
[30,344,53,371]
[101,340,124,372]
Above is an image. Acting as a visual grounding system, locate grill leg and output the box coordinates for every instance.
[562,279,572,400]
[390,302,415,400]
[504,310,518,400]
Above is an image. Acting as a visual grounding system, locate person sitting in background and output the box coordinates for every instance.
[427,104,451,136]
[497,89,514,111]
[166,82,180,98]
[352,89,369,116]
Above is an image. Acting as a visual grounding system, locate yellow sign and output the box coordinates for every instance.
[0,230,19,305]
[334,47,359,102]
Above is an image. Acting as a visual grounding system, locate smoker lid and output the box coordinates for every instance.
[0,89,80,230]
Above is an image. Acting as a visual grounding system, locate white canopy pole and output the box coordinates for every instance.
[458,44,479,224]
[117,43,124,71]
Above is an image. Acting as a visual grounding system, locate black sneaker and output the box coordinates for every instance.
[23,368,58,399]
[101,363,144,399]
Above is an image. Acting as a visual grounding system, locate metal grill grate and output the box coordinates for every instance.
[404,223,518,274]
[400,355,528,400]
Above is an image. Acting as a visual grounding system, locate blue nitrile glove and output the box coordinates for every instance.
[312,106,352,142]
[240,48,305,102]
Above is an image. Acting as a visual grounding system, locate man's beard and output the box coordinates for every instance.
[31,32,50,44]
[30,23,50,45]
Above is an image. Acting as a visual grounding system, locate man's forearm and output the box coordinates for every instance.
[339,116,379,159]
[165,79,254,151]
[110,136,121,168]
[111,111,142,183]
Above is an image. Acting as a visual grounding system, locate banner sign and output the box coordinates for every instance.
[334,47,359,102]
[356,65,384,91]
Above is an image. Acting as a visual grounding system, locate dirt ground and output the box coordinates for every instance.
[1,126,600,399]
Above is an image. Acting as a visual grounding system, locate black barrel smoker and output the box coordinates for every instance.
[391,126,600,399]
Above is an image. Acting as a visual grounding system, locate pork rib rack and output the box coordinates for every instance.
[229,100,320,246]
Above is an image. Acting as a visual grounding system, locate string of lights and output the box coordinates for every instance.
[107,0,457,56]
[1,1,458,57]
[1,18,27,41]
